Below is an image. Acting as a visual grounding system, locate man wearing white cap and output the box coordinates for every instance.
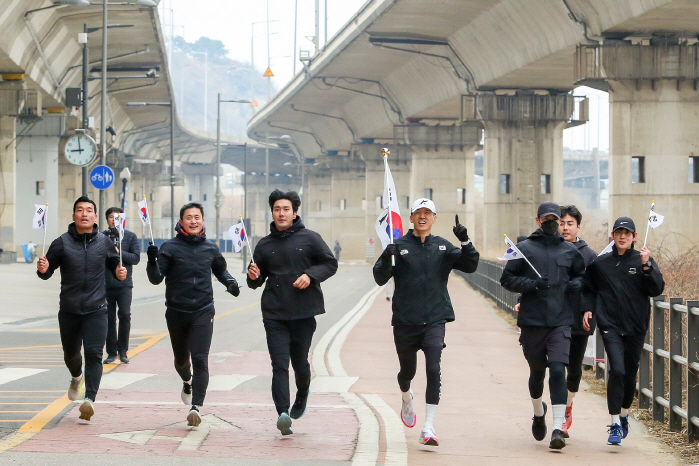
[373,198,479,446]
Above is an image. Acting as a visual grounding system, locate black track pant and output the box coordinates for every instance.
[58,309,108,401]
[263,317,316,415]
[601,329,645,415]
[106,287,132,356]
[393,322,445,405]
[520,326,570,406]
[566,334,589,393]
[166,307,215,407]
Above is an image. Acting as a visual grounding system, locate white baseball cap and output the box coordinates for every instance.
[410,198,437,214]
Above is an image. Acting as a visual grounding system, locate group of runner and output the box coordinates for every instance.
[37,193,663,450]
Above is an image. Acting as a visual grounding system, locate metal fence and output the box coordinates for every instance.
[460,259,699,443]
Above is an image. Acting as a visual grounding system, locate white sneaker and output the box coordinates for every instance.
[400,389,416,428]
[79,398,94,421]
[68,374,84,401]
[187,406,201,427]
[181,381,192,405]
[419,427,439,446]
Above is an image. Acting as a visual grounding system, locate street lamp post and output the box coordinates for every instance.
[126,101,175,235]
[120,167,131,209]
[215,94,250,244]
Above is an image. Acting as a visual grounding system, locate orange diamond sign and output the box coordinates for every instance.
[263,67,274,77]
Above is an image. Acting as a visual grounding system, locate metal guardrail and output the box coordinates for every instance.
[460,260,699,443]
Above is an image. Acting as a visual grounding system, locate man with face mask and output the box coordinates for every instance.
[500,202,585,450]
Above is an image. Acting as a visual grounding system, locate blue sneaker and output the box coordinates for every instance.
[607,424,622,445]
[620,415,629,439]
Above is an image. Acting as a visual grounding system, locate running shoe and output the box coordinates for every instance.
[79,398,94,421]
[561,424,569,439]
[607,423,623,446]
[400,389,416,428]
[277,412,293,435]
[531,401,547,441]
[290,391,309,420]
[620,415,629,439]
[181,381,192,405]
[564,403,573,430]
[119,352,130,364]
[103,355,117,364]
[419,427,439,446]
[549,429,566,449]
[67,374,84,401]
[187,405,201,427]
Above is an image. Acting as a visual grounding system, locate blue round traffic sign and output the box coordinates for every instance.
[90,165,115,190]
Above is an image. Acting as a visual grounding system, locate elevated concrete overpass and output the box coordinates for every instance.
[248,0,699,259]
[0,0,295,255]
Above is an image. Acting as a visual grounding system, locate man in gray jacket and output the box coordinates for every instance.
[103,207,140,364]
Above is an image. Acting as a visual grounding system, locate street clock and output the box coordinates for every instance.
[60,133,97,166]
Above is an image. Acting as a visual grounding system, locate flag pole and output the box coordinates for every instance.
[642,200,654,249]
[42,203,48,256]
[143,195,154,244]
[118,229,122,267]
[504,234,541,277]
[241,215,255,265]
[382,148,395,266]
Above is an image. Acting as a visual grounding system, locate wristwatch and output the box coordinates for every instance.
[642,263,653,274]
[461,239,472,246]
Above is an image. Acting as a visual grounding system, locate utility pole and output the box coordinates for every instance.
[99,1,108,229]
[80,24,89,197]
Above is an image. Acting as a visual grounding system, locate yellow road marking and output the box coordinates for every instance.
[0,301,258,453]
[0,403,53,405]
[0,391,64,393]
[0,420,33,423]
[0,411,41,413]
[0,345,61,352]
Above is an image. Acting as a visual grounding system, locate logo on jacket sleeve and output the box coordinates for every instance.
[628,267,636,274]
[400,249,409,255]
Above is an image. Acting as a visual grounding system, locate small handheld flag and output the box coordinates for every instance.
[229,218,248,253]
[598,240,614,256]
[33,204,47,231]
[113,213,125,266]
[643,200,665,248]
[378,148,402,265]
[498,235,541,277]
[138,196,154,244]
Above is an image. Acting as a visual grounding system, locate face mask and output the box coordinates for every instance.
[541,219,559,236]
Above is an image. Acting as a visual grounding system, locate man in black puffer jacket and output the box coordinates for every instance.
[37,196,127,422]
[102,207,140,365]
[247,190,337,436]
[500,202,585,450]
[146,202,239,428]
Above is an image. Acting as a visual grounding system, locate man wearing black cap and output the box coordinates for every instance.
[582,216,664,446]
[500,201,585,450]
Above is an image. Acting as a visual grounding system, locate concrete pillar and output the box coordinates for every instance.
[0,115,17,254]
[608,79,699,251]
[304,167,332,244]
[326,160,365,260]
[469,93,574,259]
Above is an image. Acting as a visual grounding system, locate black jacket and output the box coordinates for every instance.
[571,239,597,335]
[500,229,585,328]
[583,246,664,336]
[102,228,140,288]
[147,224,236,313]
[373,231,480,326]
[37,223,120,314]
[246,217,338,320]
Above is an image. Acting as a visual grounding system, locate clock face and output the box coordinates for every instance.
[64,134,97,166]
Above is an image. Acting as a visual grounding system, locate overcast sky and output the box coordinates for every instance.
[158,1,609,151]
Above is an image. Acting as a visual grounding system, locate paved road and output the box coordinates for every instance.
[0,258,684,465]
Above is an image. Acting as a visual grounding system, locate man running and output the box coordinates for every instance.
[103,207,140,364]
[500,202,585,450]
[373,198,479,447]
[582,216,664,446]
[147,202,240,427]
[247,190,337,436]
[557,205,597,438]
[37,196,127,422]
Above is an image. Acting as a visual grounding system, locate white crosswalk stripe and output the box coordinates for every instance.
[0,368,48,385]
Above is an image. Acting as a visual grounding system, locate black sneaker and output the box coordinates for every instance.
[549,429,566,449]
[103,355,117,364]
[289,392,309,420]
[119,352,130,364]
[532,401,547,441]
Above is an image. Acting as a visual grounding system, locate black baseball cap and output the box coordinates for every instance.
[612,216,636,233]
[537,202,561,219]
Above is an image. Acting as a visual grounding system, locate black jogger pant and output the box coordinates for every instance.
[263,317,316,415]
[393,322,445,405]
[566,334,589,393]
[601,329,645,415]
[166,307,215,407]
[58,308,108,401]
[106,287,132,357]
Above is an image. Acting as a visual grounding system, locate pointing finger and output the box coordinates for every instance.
[455,214,459,226]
